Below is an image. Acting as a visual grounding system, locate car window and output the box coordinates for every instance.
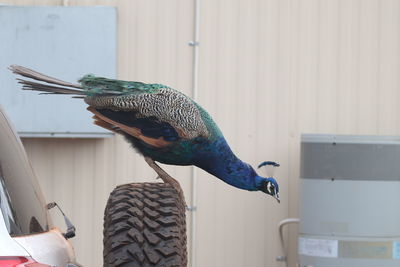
[0,111,49,236]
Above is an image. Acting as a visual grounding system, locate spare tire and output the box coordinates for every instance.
[103,182,187,267]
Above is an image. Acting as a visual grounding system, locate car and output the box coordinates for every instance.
[0,105,80,267]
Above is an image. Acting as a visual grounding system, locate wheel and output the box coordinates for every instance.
[103,182,187,267]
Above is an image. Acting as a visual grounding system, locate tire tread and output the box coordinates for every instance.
[103,183,187,267]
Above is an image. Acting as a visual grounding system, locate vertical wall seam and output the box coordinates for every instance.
[190,1,201,266]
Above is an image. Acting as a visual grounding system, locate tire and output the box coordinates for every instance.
[103,182,187,267]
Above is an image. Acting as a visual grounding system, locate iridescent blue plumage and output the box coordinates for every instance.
[10,65,280,202]
[119,107,280,201]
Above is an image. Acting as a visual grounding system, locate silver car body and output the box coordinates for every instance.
[0,105,78,266]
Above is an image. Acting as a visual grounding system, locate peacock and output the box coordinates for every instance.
[10,65,280,203]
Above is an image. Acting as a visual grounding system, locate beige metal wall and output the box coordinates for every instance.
[3,0,400,266]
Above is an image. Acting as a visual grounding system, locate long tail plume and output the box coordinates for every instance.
[9,65,85,96]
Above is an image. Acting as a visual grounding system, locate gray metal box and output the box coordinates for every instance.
[299,134,400,267]
[0,6,116,137]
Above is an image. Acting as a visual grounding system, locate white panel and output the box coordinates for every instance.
[0,6,116,137]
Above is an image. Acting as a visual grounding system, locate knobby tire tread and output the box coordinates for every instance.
[103,183,187,267]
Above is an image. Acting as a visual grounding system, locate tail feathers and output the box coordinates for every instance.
[17,78,85,95]
[17,79,85,95]
[10,64,85,95]
[9,65,82,89]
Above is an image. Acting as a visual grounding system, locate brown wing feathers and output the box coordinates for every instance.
[87,107,172,148]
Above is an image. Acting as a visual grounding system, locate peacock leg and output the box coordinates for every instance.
[144,157,186,205]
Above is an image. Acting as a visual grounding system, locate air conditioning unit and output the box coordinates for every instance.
[299,134,400,267]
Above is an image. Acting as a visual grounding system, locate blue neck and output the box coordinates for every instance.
[193,137,260,191]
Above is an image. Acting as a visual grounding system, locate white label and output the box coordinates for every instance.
[299,237,338,258]
[394,242,400,259]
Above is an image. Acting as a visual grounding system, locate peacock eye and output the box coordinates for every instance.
[267,183,272,193]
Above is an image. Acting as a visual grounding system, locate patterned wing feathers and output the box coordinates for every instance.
[85,88,209,139]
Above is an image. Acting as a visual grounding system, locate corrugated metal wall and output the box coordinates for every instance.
[3,0,400,266]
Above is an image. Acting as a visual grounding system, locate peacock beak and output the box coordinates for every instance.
[273,192,280,203]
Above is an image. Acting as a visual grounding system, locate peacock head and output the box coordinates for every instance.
[256,161,280,203]
[257,177,280,203]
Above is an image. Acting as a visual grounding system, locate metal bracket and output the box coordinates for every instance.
[276,256,287,262]
[188,41,200,47]
[186,205,197,211]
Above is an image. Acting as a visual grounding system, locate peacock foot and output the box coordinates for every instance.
[144,157,187,207]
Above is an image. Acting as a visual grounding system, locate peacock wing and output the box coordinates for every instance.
[85,88,210,142]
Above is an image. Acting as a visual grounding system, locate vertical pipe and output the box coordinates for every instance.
[190,0,201,266]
